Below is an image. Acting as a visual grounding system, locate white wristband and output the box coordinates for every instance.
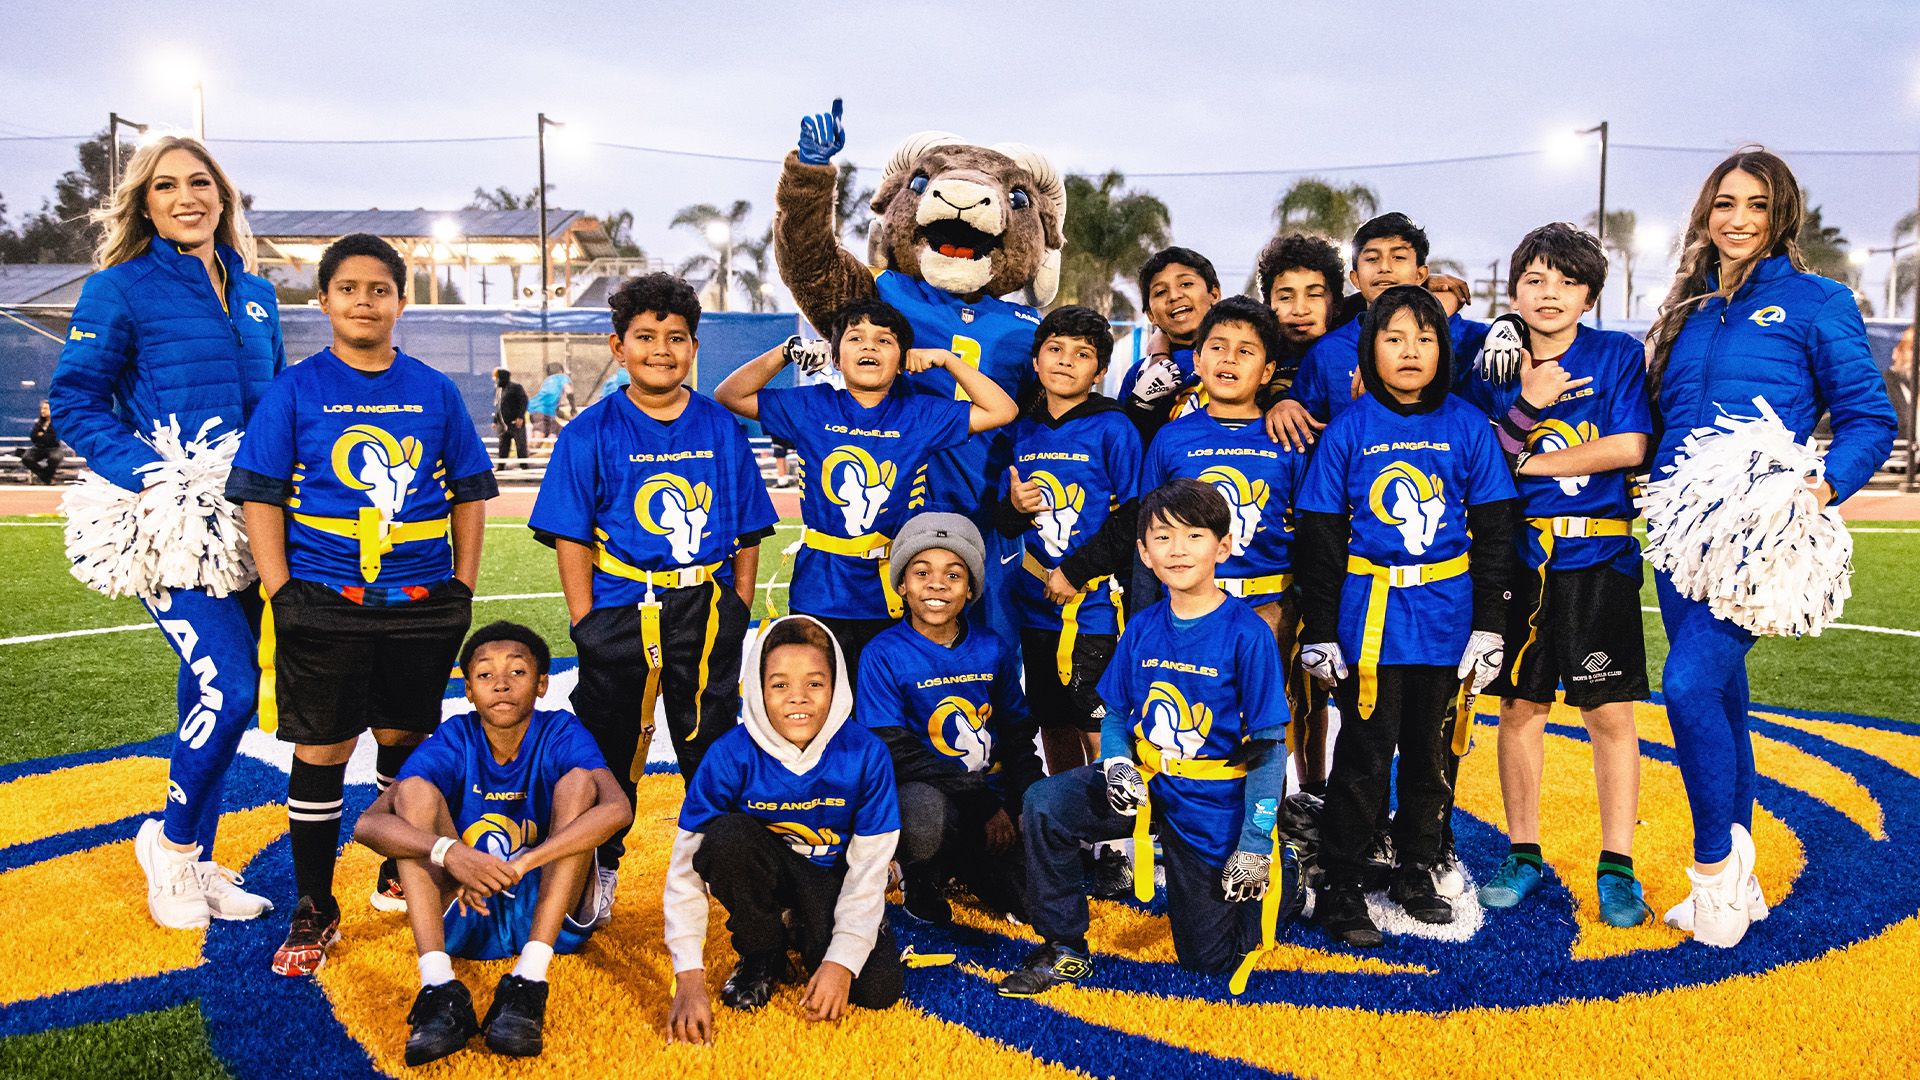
[430,836,456,867]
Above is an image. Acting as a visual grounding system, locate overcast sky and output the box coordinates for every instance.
[3,0,1918,317]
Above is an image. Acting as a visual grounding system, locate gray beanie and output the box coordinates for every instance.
[888,512,986,597]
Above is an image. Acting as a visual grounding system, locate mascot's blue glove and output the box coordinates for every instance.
[797,98,845,165]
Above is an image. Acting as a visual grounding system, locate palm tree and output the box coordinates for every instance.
[1585,209,1639,319]
[1797,193,1852,285]
[735,226,782,313]
[671,199,754,312]
[1893,209,1918,317]
[598,209,646,259]
[834,163,875,250]
[1270,177,1379,241]
[1058,170,1172,319]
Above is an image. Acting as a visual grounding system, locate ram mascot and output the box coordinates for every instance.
[775,99,1066,635]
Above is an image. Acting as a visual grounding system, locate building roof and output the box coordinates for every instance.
[248,208,591,240]
[0,263,91,305]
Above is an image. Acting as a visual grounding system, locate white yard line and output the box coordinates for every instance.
[1637,606,1920,638]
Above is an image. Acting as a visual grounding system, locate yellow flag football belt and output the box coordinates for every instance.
[290,510,448,584]
[798,528,902,618]
[592,545,723,590]
[1218,572,1293,599]
[1130,739,1248,904]
[1345,551,1470,720]
[592,545,728,782]
[1022,547,1112,687]
[1507,516,1633,680]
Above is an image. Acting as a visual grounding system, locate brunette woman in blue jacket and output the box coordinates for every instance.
[50,137,284,930]
[1644,149,1896,947]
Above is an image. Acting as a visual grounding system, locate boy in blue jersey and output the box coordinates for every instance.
[664,616,904,1044]
[529,273,777,905]
[1117,247,1222,443]
[1454,224,1654,926]
[993,305,1142,773]
[228,233,495,976]
[716,299,1018,673]
[999,479,1296,996]
[354,623,632,1065]
[858,513,1040,924]
[1293,285,1517,947]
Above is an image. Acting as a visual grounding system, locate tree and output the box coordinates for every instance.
[1270,177,1379,241]
[734,226,782,313]
[467,186,549,211]
[1894,209,1918,316]
[1797,193,1852,285]
[598,209,646,259]
[834,163,874,250]
[670,199,755,312]
[1,132,119,263]
[1585,208,1639,319]
[1057,170,1171,319]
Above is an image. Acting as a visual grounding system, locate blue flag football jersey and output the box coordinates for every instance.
[1098,598,1288,867]
[397,708,610,863]
[678,723,901,868]
[759,383,971,619]
[1001,405,1142,633]
[856,620,1029,779]
[1296,394,1517,666]
[1292,312,1490,423]
[1143,410,1312,605]
[874,270,1040,515]
[528,390,778,608]
[1456,326,1651,576]
[235,349,493,587]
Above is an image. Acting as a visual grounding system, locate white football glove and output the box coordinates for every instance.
[1457,630,1505,697]
[1299,642,1348,687]
[782,335,833,377]
[1102,757,1147,817]
[1221,850,1270,902]
[1476,313,1530,385]
[1129,352,1184,408]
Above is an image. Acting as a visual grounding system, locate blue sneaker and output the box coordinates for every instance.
[1477,854,1544,909]
[1596,871,1652,928]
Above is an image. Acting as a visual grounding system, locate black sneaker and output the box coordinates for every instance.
[1089,848,1133,900]
[902,868,953,926]
[996,943,1093,998]
[1318,883,1383,948]
[719,950,788,1012]
[404,979,479,1066]
[1388,866,1454,924]
[481,973,548,1057]
[1361,832,1397,890]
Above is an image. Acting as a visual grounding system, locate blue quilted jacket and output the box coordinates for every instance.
[50,240,285,491]
[1653,255,1896,503]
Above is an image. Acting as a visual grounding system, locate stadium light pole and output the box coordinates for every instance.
[537,113,564,325]
[1580,121,1610,328]
[1908,152,1919,491]
[191,80,205,142]
[106,113,148,201]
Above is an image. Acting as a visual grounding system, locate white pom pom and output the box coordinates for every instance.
[61,415,254,600]
[1637,396,1853,638]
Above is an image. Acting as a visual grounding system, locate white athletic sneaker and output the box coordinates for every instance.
[198,862,274,920]
[1664,874,1769,932]
[592,865,618,928]
[1682,824,1757,948]
[134,818,211,929]
[1432,849,1467,900]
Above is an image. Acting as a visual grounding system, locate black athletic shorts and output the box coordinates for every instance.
[265,577,473,745]
[1487,564,1649,708]
[1020,628,1117,733]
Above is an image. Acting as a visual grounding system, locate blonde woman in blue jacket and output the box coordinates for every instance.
[50,136,284,930]
[1645,149,1896,948]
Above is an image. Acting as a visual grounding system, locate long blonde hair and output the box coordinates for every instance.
[1645,147,1805,400]
[90,136,257,273]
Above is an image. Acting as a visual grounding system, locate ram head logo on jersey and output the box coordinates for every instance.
[1199,465,1270,557]
[332,424,421,524]
[821,446,897,535]
[766,820,842,860]
[1369,461,1446,556]
[1028,470,1084,559]
[636,473,713,564]
[461,813,537,860]
[927,695,994,771]
[1140,681,1212,759]
[1527,419,1600,496]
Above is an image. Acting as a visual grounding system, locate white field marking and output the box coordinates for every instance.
[1637,606,1920,638]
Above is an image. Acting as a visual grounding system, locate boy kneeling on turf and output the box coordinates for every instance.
[1000,479,1294,996]
[664,616,904,1044]
[859,512,1040,924]
[354,622,632,1066]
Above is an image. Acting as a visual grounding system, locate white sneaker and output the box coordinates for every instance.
[198,862,273,921]
[1664,874,1769,932]
[592,865,618,928]
[134,818,211,929]
[1682,824,1757,948]
[1432,850,1467,900]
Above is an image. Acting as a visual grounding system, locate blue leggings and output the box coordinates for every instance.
[143,587,261,851]
[1655,571,1757,863]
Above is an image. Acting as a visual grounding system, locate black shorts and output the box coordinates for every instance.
[1020,628,1117,733]
[1487,564,1649,708]
[265,577,473,745]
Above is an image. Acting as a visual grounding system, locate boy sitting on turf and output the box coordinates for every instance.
[715,299,1018,674]
[858,512,1040,923]
[1117,247,1223,442]
[529,272,777,910]
[1454,223,1653,927]
[994,304,1143,774]
[1292,285,1517,947]
[664,616,904,1044]
[353,622,631,1065]
[999,479,1294,996]
[227,232,495,977]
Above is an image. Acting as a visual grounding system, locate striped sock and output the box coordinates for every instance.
[375,742,416,797]
[288,759,347,918]
[1598,850,1635,881]
[1509,842,1544,867]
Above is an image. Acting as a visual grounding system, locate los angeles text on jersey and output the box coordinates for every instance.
[1143,658,1220,677]
[320,403,426,413]
[1361,440,1453,456]
[746,797,850,811]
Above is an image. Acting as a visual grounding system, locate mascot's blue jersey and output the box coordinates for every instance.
[874,269,1041,515]
[529,391,777,607]
[856,620,1029,780]
[1000,402,1141,634]
[760,383,970,619]
[1456,326,1651,576]
[1097,598,1288,867]
[1143,411,1312,606]
[232,349,493,588]
[678,724,901,868]
[397,708,609,863]
[1296,394,1516,666]
[1292,312,1490,423]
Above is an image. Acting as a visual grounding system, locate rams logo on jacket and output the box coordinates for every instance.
[1369,461,1446,556]
[1527,419,1601,496]
[1139,680,1212,759]
[1749,305,1787,327]
[460,812,537,860]
[766,820,843,860]
[635,473,713,564]
[820,446,898,535]
[1028,470,1084,558]
[927,695,993,771]
[1199,465,1270,557]
[331,424,422,523]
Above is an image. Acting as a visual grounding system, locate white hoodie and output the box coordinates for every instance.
[661,615,900,975]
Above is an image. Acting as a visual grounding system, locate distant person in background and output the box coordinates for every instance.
[22,400,63,483]
[494,368,529,470]
[528,363,573,440]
